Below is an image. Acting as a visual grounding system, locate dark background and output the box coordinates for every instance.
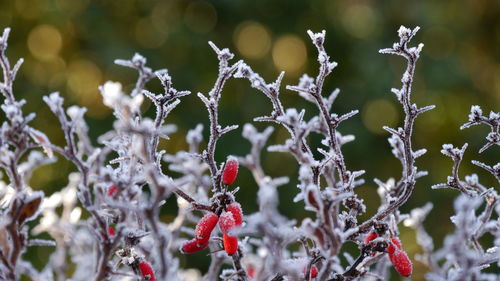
[0,0,498,280]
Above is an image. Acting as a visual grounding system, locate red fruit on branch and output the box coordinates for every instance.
[226,203,243,226]
[107,185,118,196]
[223,233,238,255]
[139,260,156,281]
[222,157,239,185]
[386,237,412,277]
[195,213,219,242]
[180,239,209,254]
[389,249,413,277]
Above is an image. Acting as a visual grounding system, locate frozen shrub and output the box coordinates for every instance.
[0,25,498,281]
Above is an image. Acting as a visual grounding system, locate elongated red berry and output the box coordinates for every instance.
[195,213,219,242]
[364,232,378,244]
[219,211,236,234]
[180,239,209,254]
[223,233,238,255]
[247,266,255,278]
[222,157,239,185]
[389,249,412,277]
[107,185,118,196]
[226,203,243,226]
[108,226,116,237]
[139,260,156,281]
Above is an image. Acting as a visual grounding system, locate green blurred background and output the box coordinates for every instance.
[0,0,499,280]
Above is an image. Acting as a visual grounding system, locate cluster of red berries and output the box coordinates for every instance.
[181,202,243,255]
[364,232,413,277]
[181,157,243,255]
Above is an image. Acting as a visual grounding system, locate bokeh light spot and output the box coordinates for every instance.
[234,21,271,60]
[362,99,399,134]
[340,4,380,39]
[27,25,63,61]
[184,1,217,33]
[272,35,307,74]
[67,59,107,118]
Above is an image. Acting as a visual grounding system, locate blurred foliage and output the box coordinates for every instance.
[1,0,499,280]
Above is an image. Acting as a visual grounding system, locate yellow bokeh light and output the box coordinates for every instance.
[184,1,217,33]
[272,35,307,74]
[66,59,108,118]
[234,21,271,60]
[362,99,399,134]
[27,24,63,61]
[340,4,380,39]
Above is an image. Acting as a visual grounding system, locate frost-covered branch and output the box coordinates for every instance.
[198,42,240,194]
[461,105,499,153]
[427,101,499,281]
[356,26,433,235]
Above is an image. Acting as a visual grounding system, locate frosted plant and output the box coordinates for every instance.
[0,24,498,281]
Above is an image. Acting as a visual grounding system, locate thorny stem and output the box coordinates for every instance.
[309,34,349,185]
[230,249,248,281]
[201,56,240,192]
[0,28,35,279]
[471,194,497,252]
[173,187,212,211]
[355,28,423,236]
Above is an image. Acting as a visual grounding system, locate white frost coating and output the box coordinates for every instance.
[101,81,124,108]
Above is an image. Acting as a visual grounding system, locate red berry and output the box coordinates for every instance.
[108,226,116,237]
[389,249,412,277]
[180,239,209,254]
[107,185,118,196]
[309,265,318,278]
[139,261,156,281]
[364,232,378,244]
[223,233,238,255]
[222,157,239,185]
[247,266,255,278]
[195,213,218,242]
[364,231,379,256]
[219,211,236,234]
[226,203,243,226]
